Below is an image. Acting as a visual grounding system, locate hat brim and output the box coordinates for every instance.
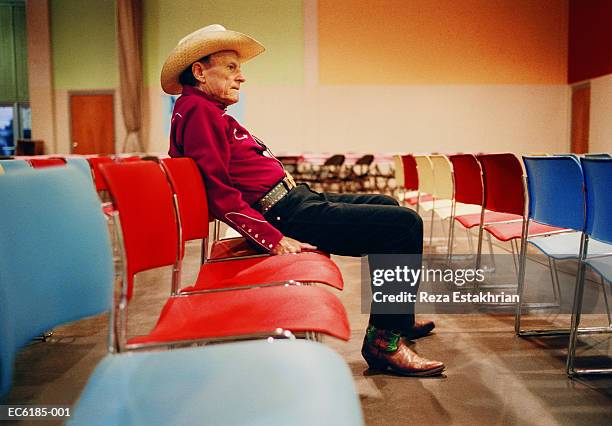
[161,29,264,95]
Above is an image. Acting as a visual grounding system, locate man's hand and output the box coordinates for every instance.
[271,236,317,255]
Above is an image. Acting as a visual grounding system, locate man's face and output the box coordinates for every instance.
[194,51,245,106]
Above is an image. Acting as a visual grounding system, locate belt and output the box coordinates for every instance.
[254,174,296,214]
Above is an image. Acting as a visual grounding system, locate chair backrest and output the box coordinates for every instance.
[414,155,435,195]
[28,157,66,168]
[119,155,142,162]
[393,155,405,188]
[449,154,483,206]
[584,153,611,159]
[65,157,95,187]
[477,153,525,216]
[523,156,584,230]
[100,161,179,300]
[87,156,114,191]
[323,154,345,166]
[160,157,210,242]
[401,154,419,191]
[581,157,612,245]
[0,166,113,397]
[354,154,374,166]
[0,159,30,173]
[429,155,454,199]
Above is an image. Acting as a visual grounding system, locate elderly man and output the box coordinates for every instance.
[162,25,444,376]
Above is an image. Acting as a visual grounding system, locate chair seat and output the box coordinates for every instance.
[419,198,452,212]
[406,193,433,205]
[586,256,612,285]
[184,251,343,292]
[69,340,363,426]
[484,221,564,242]
[128,285,350,345]
[454,211,522,229]
[529,232,612,260]
[209,237,263,259]
[209,237,332,260]
[434,202,483,220]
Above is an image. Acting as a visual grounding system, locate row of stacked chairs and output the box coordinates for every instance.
[394,152,612,376]
[0,155,363,424]
[293,154,394,194]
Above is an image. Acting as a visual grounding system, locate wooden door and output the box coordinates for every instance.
[570,84,590,154]
[70,94,115,154]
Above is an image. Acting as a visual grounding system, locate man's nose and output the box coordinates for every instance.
[236,71,246,83]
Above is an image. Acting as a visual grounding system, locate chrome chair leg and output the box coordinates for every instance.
[510,239,519,277]
[466,227,475,256]
[487,233,497,271]
[514,218,530,335]
[447,217,455,266]
[566,235,588,376]
[601,276,612,328]
[428,207,435,251]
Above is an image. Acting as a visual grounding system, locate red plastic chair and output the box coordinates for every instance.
[28,157,66,168]
[448,154,495,260]
[87,156,114,192]
[87,156,116,216]
[474,153,564,269]
[118,155,141,162]
[159,157,344,292]
[99,161,350,350]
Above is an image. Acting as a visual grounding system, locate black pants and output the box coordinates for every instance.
[263,184,423,331]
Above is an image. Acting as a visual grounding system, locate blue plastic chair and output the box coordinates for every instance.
[0,159,31,173]
[69,339,363,426]
[0,166,363,424]
[566,158,612,376]
[515,156,581,335]
[65,157,95,186]
[516,156,611,338]
[584,153,612,159]
[0,166,113,396]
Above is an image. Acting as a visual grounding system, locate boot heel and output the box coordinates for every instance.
[363,354,388,371]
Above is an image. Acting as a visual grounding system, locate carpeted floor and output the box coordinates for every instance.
[4,221,612,425]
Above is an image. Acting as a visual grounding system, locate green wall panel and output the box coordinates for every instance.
[0,5,17,102]
[144,0,304,88]
[13,5,28,102]
[0,3,27,103]
[51,0,117,90]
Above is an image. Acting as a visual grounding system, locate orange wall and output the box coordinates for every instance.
[319,0,568,84]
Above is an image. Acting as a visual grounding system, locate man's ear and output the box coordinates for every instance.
[192,62,206,84]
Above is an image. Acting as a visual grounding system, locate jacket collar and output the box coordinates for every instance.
[181,85,227,110]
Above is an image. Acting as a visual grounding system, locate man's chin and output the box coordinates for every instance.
[224,95,240,106]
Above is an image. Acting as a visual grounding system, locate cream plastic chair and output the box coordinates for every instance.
[413,155,435,215]
[419,155,452,212]
[393,155,404,198]
[415,155,482,250]
[414,155,449,249]
[428,155,482,220]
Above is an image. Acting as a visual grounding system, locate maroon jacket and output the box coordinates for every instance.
[169,85,285,251]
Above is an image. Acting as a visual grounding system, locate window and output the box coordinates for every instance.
[0,103,30,155]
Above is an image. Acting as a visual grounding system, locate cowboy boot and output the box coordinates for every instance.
[402,320,435,340]
[361,325,445,376]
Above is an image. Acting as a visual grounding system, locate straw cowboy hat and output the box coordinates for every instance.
[161,24,265,95]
